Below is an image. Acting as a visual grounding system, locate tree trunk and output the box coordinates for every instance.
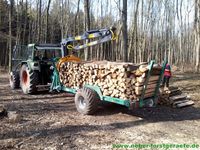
[195,0,200,72]
[74,0,80,36]
[23,0,28,44]
[122,0,128,62]
[45,0,51,43]
[84,0,90,61]
[9,0,14,72]
[37,0,42,42]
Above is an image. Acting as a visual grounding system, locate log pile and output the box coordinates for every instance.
[159,86,194,108]
[58,61,162,100]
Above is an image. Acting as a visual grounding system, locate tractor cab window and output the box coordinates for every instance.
[33,48,61,61]
[33,50,42,61]
[11,45,28,72]
[13,45,27,60]
[45,49,61,59]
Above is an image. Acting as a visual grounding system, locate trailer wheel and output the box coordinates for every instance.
[20,64,39,94]
[75,87,99,115]
[9,71,20,89]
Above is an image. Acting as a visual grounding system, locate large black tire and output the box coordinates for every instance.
[75,87,100,115]
[20,64,39,94]
[9,71,20,89]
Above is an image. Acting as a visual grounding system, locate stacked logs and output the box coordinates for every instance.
[59,61,162,100]
[158,86,194,108]
[159,86,183,106]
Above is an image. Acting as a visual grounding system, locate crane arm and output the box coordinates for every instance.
[61,27,117,52]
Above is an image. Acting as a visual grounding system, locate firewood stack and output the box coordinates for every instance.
[58,61,162,100]
[159,86,194,108]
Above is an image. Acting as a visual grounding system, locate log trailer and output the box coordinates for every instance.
[49,27,167,115]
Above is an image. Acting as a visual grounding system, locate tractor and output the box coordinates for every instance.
[9,44,62,94]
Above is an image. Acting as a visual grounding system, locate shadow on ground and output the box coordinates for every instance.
[96,102,200,122]
[1,98,200,140]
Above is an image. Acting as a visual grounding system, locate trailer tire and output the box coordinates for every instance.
[20,64,39,94]
[75,87,99,115]
[9,71,20,89]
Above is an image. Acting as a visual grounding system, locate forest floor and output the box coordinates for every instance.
[0,69,200,150]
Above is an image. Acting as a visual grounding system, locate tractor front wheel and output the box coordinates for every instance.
[9,71,20,89]
[75,87,100,115]
[20,65,39,94]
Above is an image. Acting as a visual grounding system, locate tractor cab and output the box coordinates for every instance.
[9,43,62,94]
[26,44,62,85]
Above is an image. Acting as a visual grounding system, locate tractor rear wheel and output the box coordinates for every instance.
[9,71,20,89]
[20,64,39,94]
[75,87,100,115]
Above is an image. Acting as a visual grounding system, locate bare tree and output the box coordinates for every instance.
[45,0,51,43]
[122,0,128,62]
[8,0,14,71]
[195,0,200,72]
[37,0,42,42]
[84,0,90,60]
[74,0,80,36]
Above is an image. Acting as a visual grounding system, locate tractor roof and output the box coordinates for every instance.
[28,43,61,50]
[35,44,61,47]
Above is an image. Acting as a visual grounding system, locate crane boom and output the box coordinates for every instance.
[61,27,116,55]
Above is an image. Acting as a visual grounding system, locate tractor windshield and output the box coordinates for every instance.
[34,47,61,61]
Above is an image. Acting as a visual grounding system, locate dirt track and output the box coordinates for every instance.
[0,70,200,150]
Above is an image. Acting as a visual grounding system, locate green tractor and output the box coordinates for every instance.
[9,44,62,94]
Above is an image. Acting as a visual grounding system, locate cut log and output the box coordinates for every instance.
[176,100,194,108]
[172,99,190,105]
[137,75,160,83]
[143,92,155,99]
[139,65,148,73]
[169,90,182,97]
[134,70,143,77]
[135,83,157,93]
[169,94,187,102]
[159,86,195,108]
[168,86,179,91]
[135,88,156,95]
[135,81,158,87]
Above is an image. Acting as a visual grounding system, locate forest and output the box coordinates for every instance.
[1,1,200,149]
[0,0,200,72]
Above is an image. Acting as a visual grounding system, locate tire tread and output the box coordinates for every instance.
[75,87,99,115]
